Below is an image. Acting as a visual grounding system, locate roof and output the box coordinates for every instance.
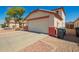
[9,20,15,24]
[66,22,74,25]
[74,17,79,23]
[27,16,49,21]
[25,9,63,21]
[51,7,66,15]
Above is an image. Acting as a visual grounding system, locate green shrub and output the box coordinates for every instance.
[1,24,6,28]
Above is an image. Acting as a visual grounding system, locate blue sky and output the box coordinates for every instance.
[0,6,79,24]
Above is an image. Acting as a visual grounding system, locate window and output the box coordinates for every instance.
[59,11,62,16]
[56,10,62,16]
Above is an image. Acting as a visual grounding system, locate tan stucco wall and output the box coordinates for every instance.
[16,24,19,28]
[54,16,64,28]
[49,15,54,27]
[74,20,79,28]
[9,23,19,28]
[51,9,65,28]
[27,11,49,19]
[9,24,15,28]
[61,11,65,28]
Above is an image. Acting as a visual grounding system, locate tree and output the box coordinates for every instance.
[15,7,25,28]
[16,7,25,18]
[1,23,6,28]
[6,7,25,28]
[5,17,11,27]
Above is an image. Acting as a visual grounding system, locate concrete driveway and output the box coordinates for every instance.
[0,30,79,52]
[0,31,47,52]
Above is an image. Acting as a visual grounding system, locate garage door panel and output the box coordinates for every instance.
[28,18,49,33]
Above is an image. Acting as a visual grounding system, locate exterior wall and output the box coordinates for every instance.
[54,16,63,28]
[55,9,65,28]
[27,11,49,19]
[9,23,19,28]
[48,27,56,36]
[9,20,15,23]
[9,20,16,28]
[61,11,65,28]
[16,23,19,28]
[24,23,27,26]
[48,15,56,36]
[66,22,74,29]
[74,20,79,28]
[9,23,15,28]
[52,9,65,28]
[23,23,28,31]
[49,15,54,27]
[28,18,49,33]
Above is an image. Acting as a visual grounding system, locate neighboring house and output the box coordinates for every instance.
[74,18,79,28]
[22,20,28,30]
[66,22,74,29]
[9,19,19,29]
[24,8,65,36]
[6,18,26,29]
[23,20,28,27]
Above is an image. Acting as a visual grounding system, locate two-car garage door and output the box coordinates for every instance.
[28,18,49,33]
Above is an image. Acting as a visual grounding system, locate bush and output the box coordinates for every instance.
[1,24,6,28]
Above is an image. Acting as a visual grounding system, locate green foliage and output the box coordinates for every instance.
[5,7,25,29]
[16,7,25,18]
[6,7,17,17]
[1,24,6,28]
[5,17,10,23]
[5,17,11,27]
[6,7,25,18]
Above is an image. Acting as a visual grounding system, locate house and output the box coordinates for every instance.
[8,18,27,29]
[22,20,28,30]
[74,18,79,28]
[66,22,74,29]
[24,8,65,36]
[9,18,19,28]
